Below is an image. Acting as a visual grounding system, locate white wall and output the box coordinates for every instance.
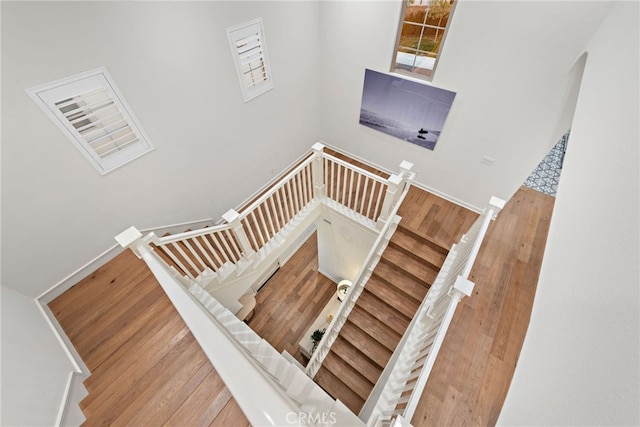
[316,208,377,284]
[498,2,639,425]
[1,1,321,298]
[318,1,612,211]
[1,287,75,426]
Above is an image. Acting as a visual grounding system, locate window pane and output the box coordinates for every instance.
[404,5,428,25]
[395,52,435,78]
[393,0,454,80]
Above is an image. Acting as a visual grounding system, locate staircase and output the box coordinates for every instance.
[49,142,505,426]
[313,221,450,414]
[187,281,364,425]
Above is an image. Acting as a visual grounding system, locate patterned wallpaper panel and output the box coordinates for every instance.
[524,131,570,197]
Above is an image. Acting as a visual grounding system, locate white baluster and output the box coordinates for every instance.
[376,174,403,230]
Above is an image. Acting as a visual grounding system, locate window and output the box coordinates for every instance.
[227,18,273,102]
[27,67,154,175]
[392,0,455,80]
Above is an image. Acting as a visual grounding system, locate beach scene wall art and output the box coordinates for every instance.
[359,69,456,150]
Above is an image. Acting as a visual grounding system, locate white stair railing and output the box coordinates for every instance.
[117,229,365,427]
[116,228,309,426]
[144,143,405,289]
[360,197,505,427]
[187,282,364,425]
[321,154,402,229]
[116,143,416,426]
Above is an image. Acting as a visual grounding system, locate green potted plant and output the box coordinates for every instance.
[311,328,325,353]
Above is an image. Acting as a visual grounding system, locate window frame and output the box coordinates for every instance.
[226,17,273,102]
[27,67,154,175]
[391,0,457,81]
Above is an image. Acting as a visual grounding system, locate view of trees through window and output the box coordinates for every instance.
[393,0,454,79]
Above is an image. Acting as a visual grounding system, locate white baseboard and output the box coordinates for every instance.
[35,299,89,427]
[278,223,316,266]
[317,267,341,285]
[37,218,216,305]
[57,371,88,427]
[35,216,216,427]
[35,299,88,374]
[38,244,123,305]
[410,180,483,214]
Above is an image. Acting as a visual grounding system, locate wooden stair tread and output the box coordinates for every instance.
[390,227,448,268]
[339,321,393,368]
[372,261,430,303]
[365,276,421,319]
[314,366,365,414]
[381,245,439,286]
[347,307,401,353]
[50,235,248,426]
[396,222,449,255]
[321,351,373,401]
[356,290,410,333]
[330,336,383,385]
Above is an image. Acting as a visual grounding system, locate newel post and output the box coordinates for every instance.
[311,142,326,199]
[487,196,506,220]
[376,160,414,230]
[399,160,415,181]
[222,209,256,259]
[376,174,403,230]
[452,275,475,299]
[115,226,152,258]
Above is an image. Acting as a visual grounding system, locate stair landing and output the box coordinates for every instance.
[49,250,249,426]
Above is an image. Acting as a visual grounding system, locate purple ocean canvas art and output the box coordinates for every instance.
[359,69,456,150]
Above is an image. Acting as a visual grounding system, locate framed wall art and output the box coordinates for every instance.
[359,69,456,150]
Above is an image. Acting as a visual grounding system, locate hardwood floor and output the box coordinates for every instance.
[410,185,555,426]
[49,251,249,426]
[49,169,553,426]
[247,232,335,367]
[246,184,553,425]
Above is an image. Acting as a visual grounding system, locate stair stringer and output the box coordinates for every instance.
[59,372,88,427]
[187,283,364,426]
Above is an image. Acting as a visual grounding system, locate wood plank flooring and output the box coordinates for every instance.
[49,251,249,426]
[409,185,555,426]
[246,184,553,426]
[48,170,553,426]
[247,232,336,367]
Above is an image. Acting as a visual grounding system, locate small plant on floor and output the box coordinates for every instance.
[311,328,326,353]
